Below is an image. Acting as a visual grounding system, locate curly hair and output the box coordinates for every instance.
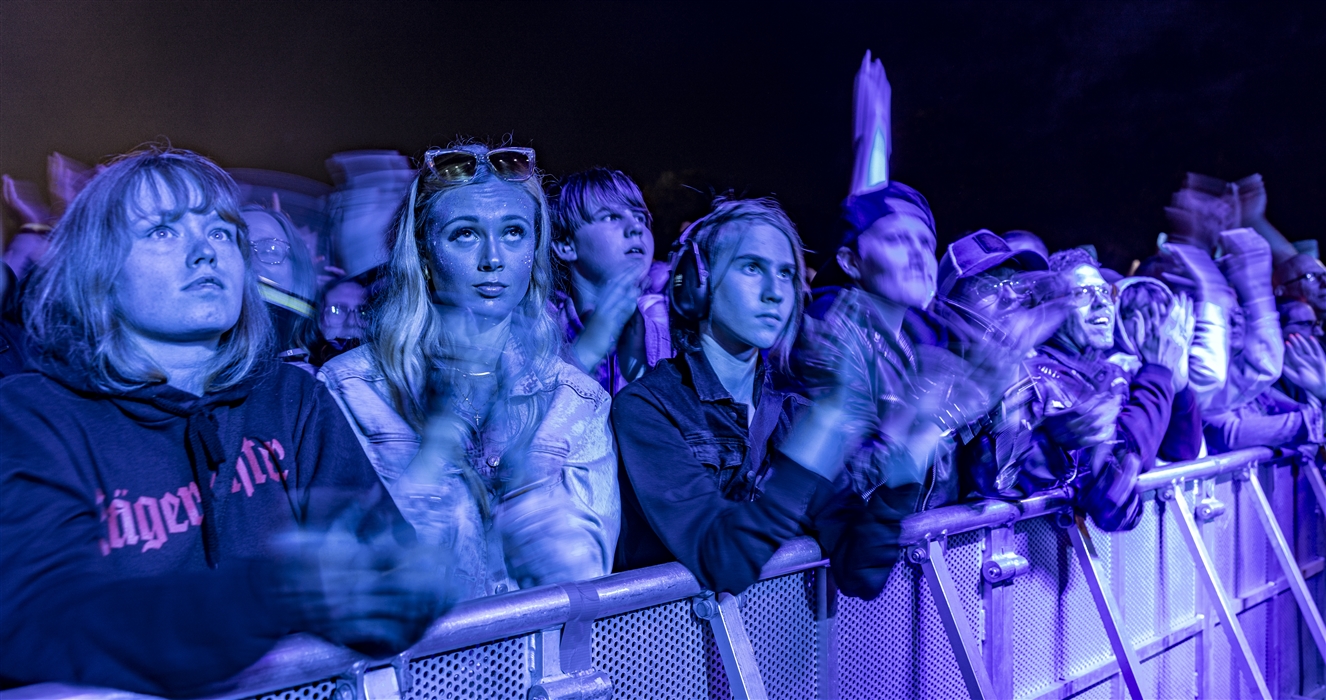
[1048,247,1099,273]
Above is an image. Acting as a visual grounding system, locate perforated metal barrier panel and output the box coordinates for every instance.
[17,457,1317,700]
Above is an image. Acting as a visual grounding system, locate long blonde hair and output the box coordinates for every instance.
[369,145,561,430]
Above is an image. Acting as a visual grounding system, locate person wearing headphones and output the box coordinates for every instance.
[611,197,886,597]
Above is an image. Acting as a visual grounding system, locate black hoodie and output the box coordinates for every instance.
[0,356,409,697]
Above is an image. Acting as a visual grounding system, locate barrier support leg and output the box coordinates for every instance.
[695,592,768,700]
[1066,514,1146,700]
[1166,480,1273,700]
[915,538,994,700]
[1246,465,1326,664]
[1305,459,1326,526]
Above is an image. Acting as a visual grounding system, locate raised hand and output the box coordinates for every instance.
[1217,227,1275,305]
[571,266,647,372]
[1159,242,1236,308]
[849,50,892,197]
[1236,173,1267,225]
[1284,333,1326,400]
[1130,298,1191,391]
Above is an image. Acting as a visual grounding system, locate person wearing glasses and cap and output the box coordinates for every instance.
[1018,249,1190,530]
[318,143,619,601]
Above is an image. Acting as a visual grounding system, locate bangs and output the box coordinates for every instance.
[554,168,651,238]
[112,156,245,236]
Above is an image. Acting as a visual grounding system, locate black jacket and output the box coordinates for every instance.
[612,346,895,597]
[0,356,410,696]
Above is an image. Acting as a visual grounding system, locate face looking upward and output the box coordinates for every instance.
[113,177,246,347]
[1062,264,1115,351]
[424,179,538,325]
[556,200,654,284]
[706,223,799,356]
[840,212,937,308]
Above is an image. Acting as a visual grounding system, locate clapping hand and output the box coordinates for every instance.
[1284,333,1326,400]
[1129,294,1194,392]
[571,265,648,372]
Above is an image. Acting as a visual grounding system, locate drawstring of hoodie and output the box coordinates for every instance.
[184,410,227,568]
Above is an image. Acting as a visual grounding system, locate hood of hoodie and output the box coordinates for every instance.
[29,350,270,425]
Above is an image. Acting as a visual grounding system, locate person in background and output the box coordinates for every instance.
[614,196,888,597]
[928,230,1069,499]
[1204,299,1325,451]
[243,204,317,356]
[0,148,444,697]
[550,168,671,394]
[1020,249,1188,530]
[301,277,368,367]
[320,144,619,601]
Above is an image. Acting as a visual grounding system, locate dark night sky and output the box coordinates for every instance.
[2,0,1325,271]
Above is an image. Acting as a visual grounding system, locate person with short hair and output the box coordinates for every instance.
[550,168,671,394]
[319,144,619,601]
[1019,250,1188,530]
[0,148,442,696]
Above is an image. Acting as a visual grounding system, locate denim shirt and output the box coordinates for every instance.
[318,343,619,600]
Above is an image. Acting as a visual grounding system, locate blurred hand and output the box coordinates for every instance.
[499,482,602,589]
[849,50,892,196]
[1160,242,1236,308]
[1042,394,1121,449]
[1284,333,1326,400]
[274,508,450,657]
[1131,295,1193,391]
[1236,173,1267,225]
[572,267,646,371]
[1217,228,1275,302]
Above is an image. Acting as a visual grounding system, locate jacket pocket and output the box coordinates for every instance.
[684,433,747,492]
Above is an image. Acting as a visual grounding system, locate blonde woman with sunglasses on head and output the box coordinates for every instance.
[319,144,619,602]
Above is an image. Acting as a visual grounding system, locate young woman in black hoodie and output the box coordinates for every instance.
[0,148,445,697]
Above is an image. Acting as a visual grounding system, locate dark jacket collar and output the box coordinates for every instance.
[680,344,769,406]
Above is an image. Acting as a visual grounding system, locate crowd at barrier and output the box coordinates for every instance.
[3,53,1326,698]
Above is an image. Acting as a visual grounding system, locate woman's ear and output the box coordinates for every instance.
[837,246,863,282]
[552,237,577,263]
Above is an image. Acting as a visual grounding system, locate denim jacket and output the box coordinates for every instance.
[319,344,619,600]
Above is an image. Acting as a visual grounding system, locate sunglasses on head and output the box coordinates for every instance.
[423,147,536,184]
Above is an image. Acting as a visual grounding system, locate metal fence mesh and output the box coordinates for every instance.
[251,680,337,700]
[407,635,529,700]
[742,571,818,700]
[590,596,731,700]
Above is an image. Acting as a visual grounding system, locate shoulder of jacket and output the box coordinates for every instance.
[546,357,611,407]
[318,346,382,386]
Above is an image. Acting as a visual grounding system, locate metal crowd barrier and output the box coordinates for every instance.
[6,446,1326,700]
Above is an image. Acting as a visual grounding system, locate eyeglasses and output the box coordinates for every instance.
[251,238,291,265]
[969,277,1033,303]
[1070,283,1118,307]
[423,147,536,184]
[324,305,369,320]
[1284,271,1323,287]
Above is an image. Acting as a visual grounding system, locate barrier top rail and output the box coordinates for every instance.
[0,445,1288,700]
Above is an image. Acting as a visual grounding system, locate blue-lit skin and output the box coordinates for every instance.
[424,179,537,333]
[703,223,798,358]
[114,178,245,394]
[1062,265,1114,351]
[837,212,937,310]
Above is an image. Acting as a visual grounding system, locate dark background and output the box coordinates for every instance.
[2,0,1324,271]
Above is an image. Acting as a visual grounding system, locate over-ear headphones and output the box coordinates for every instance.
[668,221,709,322]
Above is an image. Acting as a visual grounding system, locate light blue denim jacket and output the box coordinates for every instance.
[318,344,619,600]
